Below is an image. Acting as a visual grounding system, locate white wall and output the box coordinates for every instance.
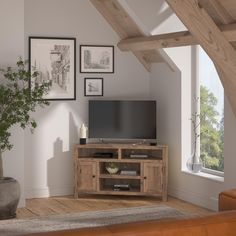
[143,2,236,211]
[150,63,181,190]
[2,0,236,211]
[125,0,186,35]
[0,0,25,207]
[24,0,150,198]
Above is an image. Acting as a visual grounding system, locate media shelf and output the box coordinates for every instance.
[73,143,168,201]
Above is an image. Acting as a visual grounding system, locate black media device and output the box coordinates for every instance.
[80,138,86,145]
[150,142,157,146]
[89,100,156,140]
[93,152,113,158]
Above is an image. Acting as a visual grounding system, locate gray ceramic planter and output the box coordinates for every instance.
[0,177,20,220]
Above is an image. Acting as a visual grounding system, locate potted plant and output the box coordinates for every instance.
[0,58,49,219]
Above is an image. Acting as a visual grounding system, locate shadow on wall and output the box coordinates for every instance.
[47,113,79,196]
[154,1,173,29]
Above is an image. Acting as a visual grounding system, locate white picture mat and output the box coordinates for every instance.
[30,38,75,99]
[81,46,113,73]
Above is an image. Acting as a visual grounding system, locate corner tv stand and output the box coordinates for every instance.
[73,143,168,201]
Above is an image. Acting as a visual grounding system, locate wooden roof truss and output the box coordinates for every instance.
[90,0,236,116]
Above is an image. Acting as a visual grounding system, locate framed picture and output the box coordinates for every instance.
[80,45,114,73]
[84,78,103,96]
[29,37,76,100]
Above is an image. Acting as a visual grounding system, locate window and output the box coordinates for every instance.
[197,46,224,175]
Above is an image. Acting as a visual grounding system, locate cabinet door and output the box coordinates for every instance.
[143,162,162,194]
[77,160,97,192]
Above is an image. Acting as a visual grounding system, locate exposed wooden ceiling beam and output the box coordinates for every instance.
[90,0,142,38]
[90,0,172,72]
[118,23,236,52]
[214,64,236,114]
[166,0,236,117]
[198,0,234,24]
[118,31,195,51]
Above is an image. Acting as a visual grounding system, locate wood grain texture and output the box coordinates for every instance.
[74,144,168,199]
[16,196,211,219]
[167,0,236,117]
[202,0,236,23]
[118,23,236,52]
[89,0,170,71]
[198,0,234,24]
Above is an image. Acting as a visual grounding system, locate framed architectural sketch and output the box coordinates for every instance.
[80,45,114,73]
[29,37,76,100]
[84,78,103,96]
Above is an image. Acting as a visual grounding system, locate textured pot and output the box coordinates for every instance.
[0,177,20,220]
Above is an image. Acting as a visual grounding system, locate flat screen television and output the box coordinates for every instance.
[89,100,156,140]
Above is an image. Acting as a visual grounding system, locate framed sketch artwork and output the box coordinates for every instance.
[84,78,103,96]
[80,45,114,73]
[29,37,76,100]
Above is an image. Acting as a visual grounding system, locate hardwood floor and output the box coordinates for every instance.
[16,195,212,219]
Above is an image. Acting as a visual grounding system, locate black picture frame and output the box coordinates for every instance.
[29,37,76,100]
[84,78,104,96]
[80,45,114,73]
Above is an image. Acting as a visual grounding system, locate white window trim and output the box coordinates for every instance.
[201,167,224,177]
[182,169,224,182]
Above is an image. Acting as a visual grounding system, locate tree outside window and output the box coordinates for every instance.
[198,46,224,173]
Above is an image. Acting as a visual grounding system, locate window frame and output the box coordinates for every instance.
[194,45,224,177]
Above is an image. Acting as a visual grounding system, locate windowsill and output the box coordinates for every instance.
[182,170,224,183]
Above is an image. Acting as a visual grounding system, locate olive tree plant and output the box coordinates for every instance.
[0,58,50,178]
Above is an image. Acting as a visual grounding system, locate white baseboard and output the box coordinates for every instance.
[168,185,218,211]
[26,186,74,199]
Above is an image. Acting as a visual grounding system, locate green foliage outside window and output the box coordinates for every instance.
[200,85,224,172]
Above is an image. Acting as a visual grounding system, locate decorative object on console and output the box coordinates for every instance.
[84,78,103,96]
[80,45,114,73]
[186,109,203,173]
[79,123,88,145]
[29,37,76,100]
[105,162,119,174]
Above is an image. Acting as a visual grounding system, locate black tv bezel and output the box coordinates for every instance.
[88,100,157,141]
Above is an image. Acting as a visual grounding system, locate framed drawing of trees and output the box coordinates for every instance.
[80,45,114,73]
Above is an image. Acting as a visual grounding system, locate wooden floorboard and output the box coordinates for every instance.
[16,195,212,219]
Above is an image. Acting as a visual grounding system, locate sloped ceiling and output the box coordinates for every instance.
[90,0,236,117]
[166,0,236,117]
[90,0,177,71]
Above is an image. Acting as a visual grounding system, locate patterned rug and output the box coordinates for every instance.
[0,205,187,236]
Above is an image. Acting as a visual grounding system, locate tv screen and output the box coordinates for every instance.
[89,100,156,140]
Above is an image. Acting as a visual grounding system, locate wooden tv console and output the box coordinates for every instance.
[73,143,168,201]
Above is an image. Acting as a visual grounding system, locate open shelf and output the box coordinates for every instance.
[74,143,168,200]
[99,174,141,179]
[121,148,163,160]
[99,178,141,192]
[78,147,119,159]
[100,162,140,176]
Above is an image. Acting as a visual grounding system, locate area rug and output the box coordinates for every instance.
[0,205,187,236]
